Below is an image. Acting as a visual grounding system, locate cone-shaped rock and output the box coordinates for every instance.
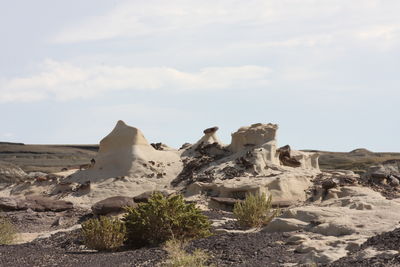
[70,120,181,181]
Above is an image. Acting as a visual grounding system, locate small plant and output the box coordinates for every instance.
[124,193,211,246]
[162,239,213,267]
[233,192,280,228]
[81,216,126,251]
[0,216,16,245]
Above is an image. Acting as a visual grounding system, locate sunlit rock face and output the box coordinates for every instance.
[229,123,278,153]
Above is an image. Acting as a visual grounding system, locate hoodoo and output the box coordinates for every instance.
[68,120,182,182]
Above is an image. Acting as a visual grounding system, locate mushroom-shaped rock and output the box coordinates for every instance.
[195,126,222,147]
[182,126,225,157]
[92,196,137,215]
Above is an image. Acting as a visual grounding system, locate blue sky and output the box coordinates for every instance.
[1,0,399,151]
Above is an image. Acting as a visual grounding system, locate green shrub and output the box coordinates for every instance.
[161,239,213,267]
[0,216,16,245]
[81,216,126,251]
[233,192,280,228]
[124,193,211,246]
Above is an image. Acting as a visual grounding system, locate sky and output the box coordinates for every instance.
[0,0,399,152]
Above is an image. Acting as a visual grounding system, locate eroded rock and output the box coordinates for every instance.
[92,196,136,215]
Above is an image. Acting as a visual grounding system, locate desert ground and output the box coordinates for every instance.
[1,121,400,266]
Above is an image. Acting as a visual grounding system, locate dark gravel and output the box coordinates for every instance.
[189,231,301,267]
[0,220,302,267]
[329,228,400,267]
[361,228,400,251]
[0,230,166,267]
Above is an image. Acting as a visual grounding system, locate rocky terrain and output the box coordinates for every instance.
[1,121,400,266]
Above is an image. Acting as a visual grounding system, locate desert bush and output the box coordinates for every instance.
[81,216,126,251]
[0,216,16,245]
[233,192,280,228]
[161,239,213,267]
[124,193,211,246]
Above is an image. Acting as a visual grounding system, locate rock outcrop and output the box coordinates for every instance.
[0,196,73,212]
[91,196,136,215]
[263,186,400,264]
[4,121,319,209]
[68,120,182,182]
[0,161,27,183]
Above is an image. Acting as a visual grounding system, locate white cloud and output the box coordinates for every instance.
[50,0,350,44]
[0,59,271,102]
[357,24,400,46]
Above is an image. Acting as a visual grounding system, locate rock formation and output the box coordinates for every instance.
[68,120,182,182]
[4,120,400,265]
[91,196,137,215]
[0,161,27,184]
[4,121,320,209]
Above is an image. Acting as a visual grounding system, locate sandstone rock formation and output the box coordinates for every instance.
[3,121,319,209]
[68,120,182,182]
[263,185,400,264]
[0,161,27,183]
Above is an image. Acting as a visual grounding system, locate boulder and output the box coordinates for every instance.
[277,145,301,168]
[133,191,169,203]
[92,196,137,215]
[25,196,74,212]
[0,197,27,211]
[389,175,400,187]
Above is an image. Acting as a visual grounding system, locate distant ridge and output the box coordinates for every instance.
[349,148,373,154]
[0,141,24,146]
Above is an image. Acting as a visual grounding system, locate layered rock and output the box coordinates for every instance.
[0,196,73,212]
[0,161,27,183]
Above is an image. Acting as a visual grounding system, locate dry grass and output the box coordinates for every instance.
[0,216,16,245]
[233,193,280,228]
[161,239,213,267]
